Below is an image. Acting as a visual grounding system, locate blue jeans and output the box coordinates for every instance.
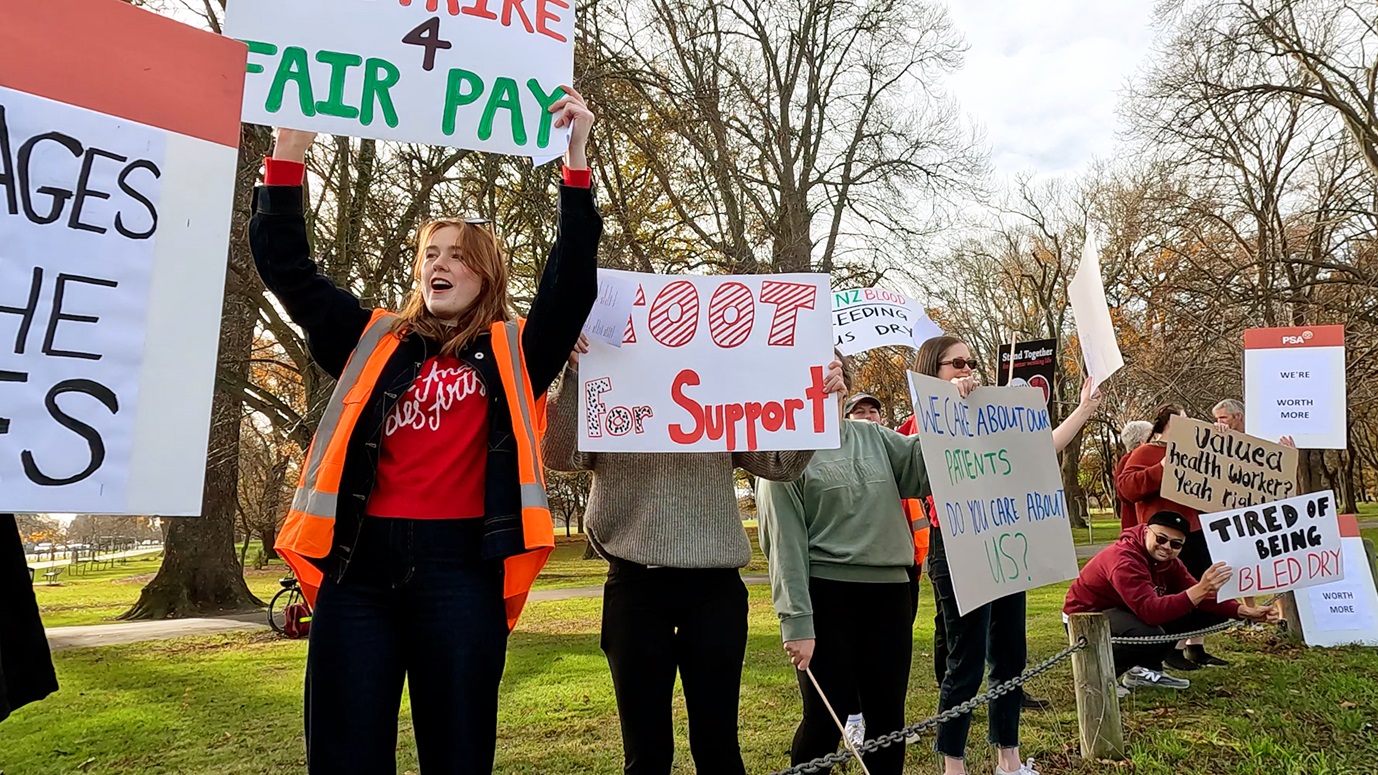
[304,517,508,774]
[927,526,1026,759]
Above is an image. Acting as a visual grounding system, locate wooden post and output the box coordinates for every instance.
[1280,591,1304,644]
[1067,613,1124,760]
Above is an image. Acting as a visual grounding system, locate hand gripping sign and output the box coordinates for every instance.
[0,0,245,515]
[578,271,839,453]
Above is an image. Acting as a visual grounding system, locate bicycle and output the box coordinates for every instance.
[268,575,313,638]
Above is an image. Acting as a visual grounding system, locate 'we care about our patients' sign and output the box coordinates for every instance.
[578,271,838,453]
[226,0,574,159]
[908,374,1078,615]
[0,0,245,515]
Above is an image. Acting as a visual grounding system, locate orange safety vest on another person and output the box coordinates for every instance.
[275,310,555,630]
[896,415,930,567]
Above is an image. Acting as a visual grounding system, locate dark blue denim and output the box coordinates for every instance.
[927,526,1026,759]
[304,517,507,774]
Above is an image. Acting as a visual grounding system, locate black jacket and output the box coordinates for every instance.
[1,514,57,721]
[248,183,601,572]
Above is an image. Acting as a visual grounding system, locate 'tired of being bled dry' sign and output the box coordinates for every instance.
[1200,490,1343,599]
[225,0,574,159]
[907,374,1078,616]
[1161,417,1299,514]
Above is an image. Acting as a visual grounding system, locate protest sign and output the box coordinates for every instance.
[1068,229,1123,392]
[1244,325,1346,449]
[832,287,942,355]
[1296,515,1378,646]
[996,338,1058,405]
[1200,490,1342,599]
[578,271,838,453]
[1161,417,1299,513]
[0,0,244,515]
[582,270,637,347]
[226,0,575,160]
[907,373,1078,615]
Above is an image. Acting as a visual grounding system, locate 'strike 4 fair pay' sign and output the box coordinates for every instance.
[577,271,839,453]
[226,0,574,159]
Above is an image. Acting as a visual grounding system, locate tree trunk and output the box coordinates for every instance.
[121,124,269,619]
[1061,431,1089,529]
[260,525,279,561]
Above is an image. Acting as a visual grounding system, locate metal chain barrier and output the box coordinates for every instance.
[769,638,1089,775]
[1108,619,1242,645]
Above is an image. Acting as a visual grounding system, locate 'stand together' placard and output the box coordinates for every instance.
[226,0,575,159]
[577,271,838,453]
[0,0,245,515]
[908,373,1078,615]
[1161,416,1299,513]
[1200,490,1343,599]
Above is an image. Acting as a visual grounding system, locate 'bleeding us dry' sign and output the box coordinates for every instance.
[0,1,245,515]
[1200,490,1343,599]
[577,271,838,453]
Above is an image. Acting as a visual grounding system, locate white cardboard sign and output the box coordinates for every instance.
[0,3,243,516]
[582,269,637,348]
[1067,229,1123,392]
[1294,515,1378,647]
[226,0,575,160]
[832,287,942,355]
[1199,490,1343,600]
[908,373,1078,615]
[577,271,838,453]
[1244,325,1346,449]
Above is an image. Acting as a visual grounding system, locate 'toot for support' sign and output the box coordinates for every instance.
[1201,491,1343,599]
[0,0,245,515]
[578,271,838,453]
[1244,325,1347,449]
[907,373,1078,615]
[1161,417,1299,513]
[226,0,574,159]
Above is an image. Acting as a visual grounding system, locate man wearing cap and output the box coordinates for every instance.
[844,393,883,423]
[1063,511,1279,692]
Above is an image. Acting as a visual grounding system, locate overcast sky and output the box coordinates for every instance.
[943,0,1158,180]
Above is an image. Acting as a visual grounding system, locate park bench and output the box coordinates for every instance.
[42,567,64,585]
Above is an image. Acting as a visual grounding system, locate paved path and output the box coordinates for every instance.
[45,522,1378,651]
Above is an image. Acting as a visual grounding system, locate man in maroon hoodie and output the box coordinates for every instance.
[1064,512,1279,690]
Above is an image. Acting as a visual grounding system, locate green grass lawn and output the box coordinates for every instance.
[7,574,1378,774]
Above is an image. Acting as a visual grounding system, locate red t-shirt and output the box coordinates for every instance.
[367,356,490,520]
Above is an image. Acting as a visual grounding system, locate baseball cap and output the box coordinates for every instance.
[844,393,882,415]
[1146,511,1191,534]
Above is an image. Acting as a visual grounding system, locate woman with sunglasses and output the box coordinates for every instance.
[1116,403,1229,672]
[1063,510,1278,690]
[250,88,599,773]
[912,335,1100,775]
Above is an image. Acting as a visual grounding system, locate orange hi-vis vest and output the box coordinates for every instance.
[274,309,555,631]
[903,498,931,566]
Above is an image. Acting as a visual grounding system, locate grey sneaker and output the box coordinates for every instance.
[1116,684,1130,698]
[1121,666,1190,690]
[843,715,865,750]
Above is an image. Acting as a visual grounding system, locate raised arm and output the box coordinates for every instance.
[521,87,602,396]
[877,425,932,500]
[248,128,370,379]
[1052,376,1102,454]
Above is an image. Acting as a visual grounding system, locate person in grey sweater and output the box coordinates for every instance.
[543,342,845,775]
[756,359,931,775]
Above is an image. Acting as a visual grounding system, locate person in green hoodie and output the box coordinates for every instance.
[756,356,931,775]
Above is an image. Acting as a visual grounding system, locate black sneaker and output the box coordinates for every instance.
[1185,646,1230,666]
[1164,650,1201,672]
[1021,694,1052,711]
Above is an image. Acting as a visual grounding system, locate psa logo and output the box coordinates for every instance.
[1281,330,1315,345]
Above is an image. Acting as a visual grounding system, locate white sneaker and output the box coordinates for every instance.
[843,714,865,750]
[1115,684,1130,699]
[995,758,1039,775]
[1121,666,1190,690]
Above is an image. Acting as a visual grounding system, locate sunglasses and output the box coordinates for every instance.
[1148,529,1185,550]
[939,358,979,371]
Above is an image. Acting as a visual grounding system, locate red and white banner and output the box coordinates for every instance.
[0,0,246,515]
[578,271,839,453]
[1243,325,1346,449]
